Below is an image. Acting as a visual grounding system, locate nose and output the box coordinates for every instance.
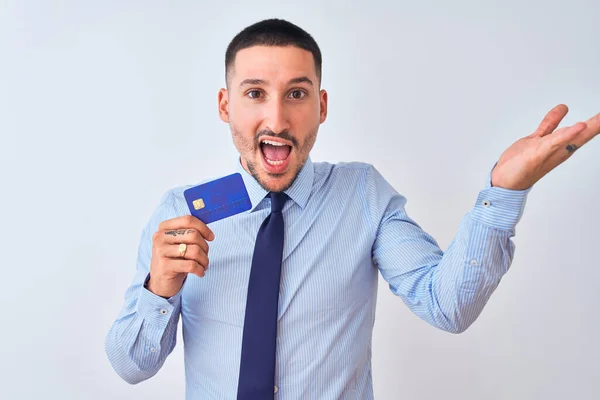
[264,99,290,135]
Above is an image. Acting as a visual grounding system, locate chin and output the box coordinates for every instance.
[246,159,297,193]
[259,171,295,193]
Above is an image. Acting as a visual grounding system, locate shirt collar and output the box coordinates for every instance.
[236,156,314,212]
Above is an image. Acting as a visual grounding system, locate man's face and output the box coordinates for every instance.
[218,45,328,193]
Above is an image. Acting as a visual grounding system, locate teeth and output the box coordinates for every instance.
[266,158,284,166]
[262,140,287,147]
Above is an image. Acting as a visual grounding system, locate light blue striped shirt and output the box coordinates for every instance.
[105,157,530,399]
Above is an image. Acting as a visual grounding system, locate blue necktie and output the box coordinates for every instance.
[237,192,288,399]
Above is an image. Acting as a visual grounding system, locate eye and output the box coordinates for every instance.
[246,90,263,99]
[289,90,306,100]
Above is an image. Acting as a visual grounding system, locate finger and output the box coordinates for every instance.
[541,124,587,171]
[160,229,209,253]
[168,259,206,277]
[582,111,600,140]
[532,104,569,138]
[564,112,600,149]
[161,244,209,270]
[159,215,215,241]
[548,122,588,151]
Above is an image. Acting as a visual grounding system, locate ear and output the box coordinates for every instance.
[218,88,229,123]
[319,89,328,123]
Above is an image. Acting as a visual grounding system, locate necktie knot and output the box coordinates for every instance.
[269,192,288,213]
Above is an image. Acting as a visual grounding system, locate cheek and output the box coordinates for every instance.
[230,114,261,153]
[230,104,262,133]
[291,102,320,127]
[291,107,319,142]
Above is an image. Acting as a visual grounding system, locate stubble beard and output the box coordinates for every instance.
[231,125,318,193]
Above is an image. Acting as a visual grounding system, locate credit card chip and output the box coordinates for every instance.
[192,198,205,210]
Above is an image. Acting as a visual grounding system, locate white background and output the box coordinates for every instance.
[1,0,599,399]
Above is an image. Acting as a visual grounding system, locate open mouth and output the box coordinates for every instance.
[259,139,292,173]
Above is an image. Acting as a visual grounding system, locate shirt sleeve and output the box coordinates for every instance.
[105,190,188,384]
[367,164,531,333]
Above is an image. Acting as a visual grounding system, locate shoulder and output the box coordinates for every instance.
[317,160,404,202]
[312,160,392,189]
[310,161,400,208]
[150,177,213,222]
[313,160,375,180]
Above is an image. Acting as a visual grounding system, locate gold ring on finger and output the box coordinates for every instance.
[178,243,187,258]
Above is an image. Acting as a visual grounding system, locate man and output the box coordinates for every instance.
[105,18,599,399]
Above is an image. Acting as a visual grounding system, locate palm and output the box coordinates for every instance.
[491,104,600,190]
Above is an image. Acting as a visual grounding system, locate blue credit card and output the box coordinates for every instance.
[183,172,252,224]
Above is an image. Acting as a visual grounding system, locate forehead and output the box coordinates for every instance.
[230,45,317,85]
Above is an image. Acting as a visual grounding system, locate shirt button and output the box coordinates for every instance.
[481,200,491,207]
[470,259,479,266]
[160,308,168,315]
[149,347,157,353]
[274,386,278,394]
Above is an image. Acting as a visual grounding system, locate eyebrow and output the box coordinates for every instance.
[239,76,314,88]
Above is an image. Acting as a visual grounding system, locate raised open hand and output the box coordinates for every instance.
[491,104,599,190]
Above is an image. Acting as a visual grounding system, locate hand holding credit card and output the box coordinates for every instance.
[145,173,251,298]
[183,172,252,224]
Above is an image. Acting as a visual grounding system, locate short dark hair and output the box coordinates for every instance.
[225,18,322,87]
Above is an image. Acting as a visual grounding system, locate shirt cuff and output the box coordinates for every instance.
[472,163,532,230]
[135,273,185,325]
